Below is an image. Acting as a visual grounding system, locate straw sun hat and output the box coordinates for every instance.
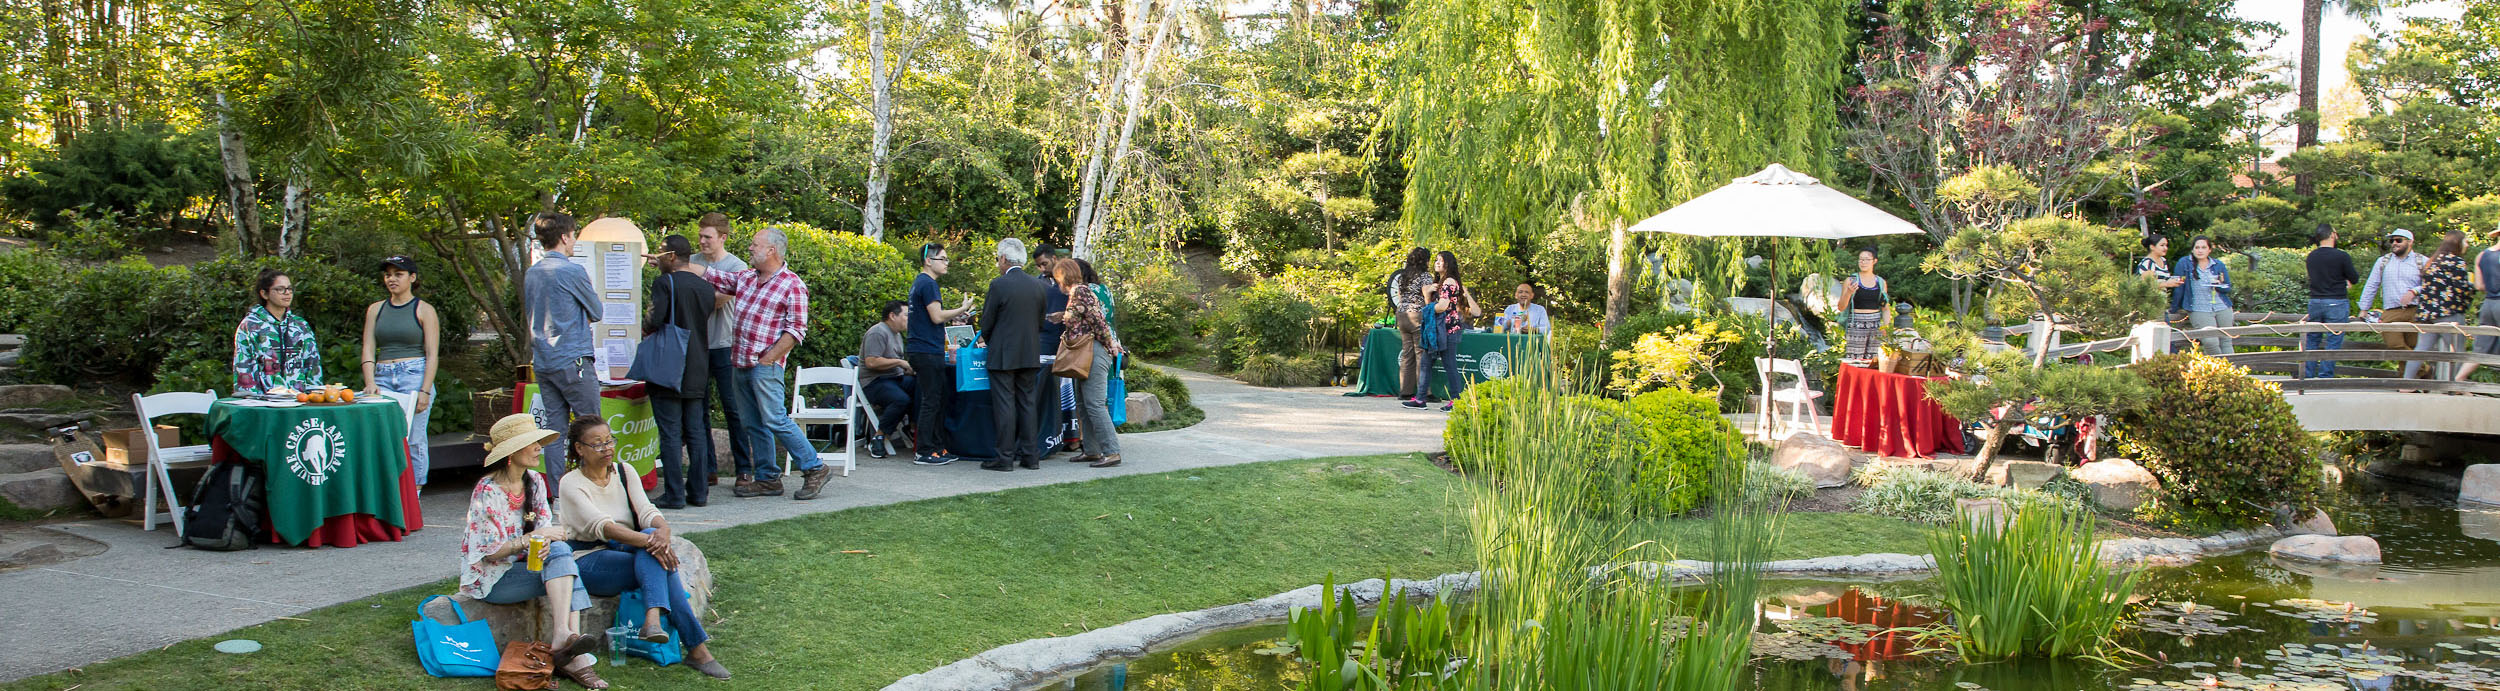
[482,413,559,468]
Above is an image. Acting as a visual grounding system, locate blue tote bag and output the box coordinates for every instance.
[627,274,692,390]
[955,347,991,392]
[411,594,500,677]
[1108,355,1129,425]
[613,590,686,666]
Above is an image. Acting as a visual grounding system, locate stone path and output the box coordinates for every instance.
[0,367,1443,682]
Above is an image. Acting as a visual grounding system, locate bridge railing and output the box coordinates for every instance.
[2037,320,2500,396]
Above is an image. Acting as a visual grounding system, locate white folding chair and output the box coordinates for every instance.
[788,366,857,477]
[842,356,886,448]
[1754,358,1823,440]
[132,390,218,536]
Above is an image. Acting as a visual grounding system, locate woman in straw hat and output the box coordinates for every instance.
[557,416,732,680]
[459,413,611,689]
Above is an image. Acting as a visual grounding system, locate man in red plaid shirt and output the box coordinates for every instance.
[672,226,834,500]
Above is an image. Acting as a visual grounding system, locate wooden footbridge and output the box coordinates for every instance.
[2031,318,2500,435]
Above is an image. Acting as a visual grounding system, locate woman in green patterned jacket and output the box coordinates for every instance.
[233,269,324,394]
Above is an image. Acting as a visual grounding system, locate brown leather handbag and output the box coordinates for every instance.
[1053,334,1096,380]
[493,641,557,691]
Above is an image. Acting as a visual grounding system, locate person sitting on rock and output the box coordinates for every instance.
[460,413,609,689]
[556,416,731,680]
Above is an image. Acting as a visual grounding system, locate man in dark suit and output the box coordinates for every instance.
[979,238,1049,471]
[1031,244,1070,459]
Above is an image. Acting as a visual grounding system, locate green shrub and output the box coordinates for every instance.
[1444,376,1528,472]
[1206,283,1320,370]
[1107,263,1201,357]
[48,208,140,261]
[661,221,914,370]
[1599,309,1837,412]
[0,250,67,332]
[1619,388,1740,515]
[1236,353,1332,388]
[1118,362,1203,433]
[0,121,215,236]
[1264,265,1379,349]
[23,256,384,390]
[1848,465,2081,524]
[2110,353,2326,527]
[1743,460,1817,505]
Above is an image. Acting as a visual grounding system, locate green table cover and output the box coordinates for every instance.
[207,399,409,545]
[520,383,660,478]
[1350,327,1550,397]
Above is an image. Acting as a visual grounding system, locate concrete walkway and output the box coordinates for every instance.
[0,368,1442,682]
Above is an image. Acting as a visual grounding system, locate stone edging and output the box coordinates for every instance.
[882,573,1482,691]
[883,527,2289,691]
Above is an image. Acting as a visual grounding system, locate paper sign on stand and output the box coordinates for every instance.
[576,217,649,380]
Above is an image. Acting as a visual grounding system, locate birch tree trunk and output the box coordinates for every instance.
[862,0,893,241]
[1075,0,1182,259]
[1067,0,1132,253]
[278,161,310,259]
[213,93,264,255]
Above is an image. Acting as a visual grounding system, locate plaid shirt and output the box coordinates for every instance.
[704,266,810,367]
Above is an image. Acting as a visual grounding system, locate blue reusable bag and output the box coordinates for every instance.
[626,274,691,390]
[1107,355,1129,426]
[614,590,686,666]
[411,594,500,677]
[955,347,991,392]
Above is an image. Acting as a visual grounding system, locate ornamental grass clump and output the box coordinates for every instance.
[1927,502,2139,660]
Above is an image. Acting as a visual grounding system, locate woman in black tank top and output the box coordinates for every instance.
[1842,248,1889,361]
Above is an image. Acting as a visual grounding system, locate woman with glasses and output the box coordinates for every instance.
[556,417,732,680]
[234,269,325,394]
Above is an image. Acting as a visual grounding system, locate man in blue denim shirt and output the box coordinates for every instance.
[2303,223,2360,378]
[525,213,605,484]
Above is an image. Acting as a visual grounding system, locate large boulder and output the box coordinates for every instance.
[1986,460,2064,490]
[2290,510,2337,537]
[0,385,71,409]
[2463,464,2500,507]
[1954,497,2010,530]
[2068,458,2158,512]
[1123,392,1165,426]
[2268,534,2381,564]
[1769,434,1861,488]
[0,444,54,475]
[2462,506,2500,544]
[0,468,77,512]
[422,536,715,646]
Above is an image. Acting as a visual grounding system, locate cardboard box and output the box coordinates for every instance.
[96,425,181,468]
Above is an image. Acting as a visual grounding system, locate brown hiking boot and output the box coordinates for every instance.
[733,478,783,497]
[793,465,833,500]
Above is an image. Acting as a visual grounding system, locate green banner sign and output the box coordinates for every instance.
[521,384,660,478]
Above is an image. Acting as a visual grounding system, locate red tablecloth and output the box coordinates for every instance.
[209,438,423,548]
[1830,364,1966,458]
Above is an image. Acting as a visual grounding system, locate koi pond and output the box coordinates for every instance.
[1056,478,2500,690]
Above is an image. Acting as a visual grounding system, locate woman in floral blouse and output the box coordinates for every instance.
[232,269,324,394]
[461,413,610,689]
[1052,259,1125,468]
[2410,231,2477,381]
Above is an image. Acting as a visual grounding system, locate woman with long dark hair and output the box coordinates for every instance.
[361,256,441,485]
[460,414,607,688]
[2410,232,2476,380]
[1388,247,1433,400]
[234,269,323,394]
[1406,252,1482,411]
[1839,248,1890,361]
[2169,236,2236,354]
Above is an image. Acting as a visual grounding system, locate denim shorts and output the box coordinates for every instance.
[374,358,433,485]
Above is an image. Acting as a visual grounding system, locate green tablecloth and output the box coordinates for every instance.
[1350,327,1550,397]
[520,383,660,478]
[207,399,409,545]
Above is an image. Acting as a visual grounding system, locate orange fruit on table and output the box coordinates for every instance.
[339,390,356,403]
[297,392,314,403]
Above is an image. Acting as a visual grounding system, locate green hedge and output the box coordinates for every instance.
[655,220,915,370]
[1207,283,1320,370]
[24,257,381,389]
[1619,388,1740,515]
[1446,379,1731,518]
[0,250,67,333]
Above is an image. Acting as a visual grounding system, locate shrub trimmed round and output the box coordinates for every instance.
[2110,352,2326,527]
[1620,388,1741,515]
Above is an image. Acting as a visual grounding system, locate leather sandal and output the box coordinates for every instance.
[1069,454,1104,463]
[556,631,607,661]
[559,657,611,689]
[689,657,733,680]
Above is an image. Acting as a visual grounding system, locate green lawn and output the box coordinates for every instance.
[10,454,1931,690]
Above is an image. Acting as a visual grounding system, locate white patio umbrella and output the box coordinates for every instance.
[1627,163,1922,428]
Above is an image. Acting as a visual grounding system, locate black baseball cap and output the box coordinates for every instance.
[660,235,695,257]
[380,255,418,273]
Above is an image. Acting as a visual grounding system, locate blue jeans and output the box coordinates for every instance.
[708,347,755,479]
[576,530,709,648]
[536,357,603,498]
[2305,298,2350,378]
[1413,344,1465,401]
[738,363,820,481]
[374,358,432,485]
[650,395,712,505]
[864,375,913,437]
[480,540,590,611]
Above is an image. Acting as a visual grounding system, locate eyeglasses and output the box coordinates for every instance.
[579,439,616,450]
[270,286,296,293]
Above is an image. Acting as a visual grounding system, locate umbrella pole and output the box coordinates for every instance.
[1763,241,1780,439]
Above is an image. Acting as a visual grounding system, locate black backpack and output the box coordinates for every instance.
[179,462,264,551]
